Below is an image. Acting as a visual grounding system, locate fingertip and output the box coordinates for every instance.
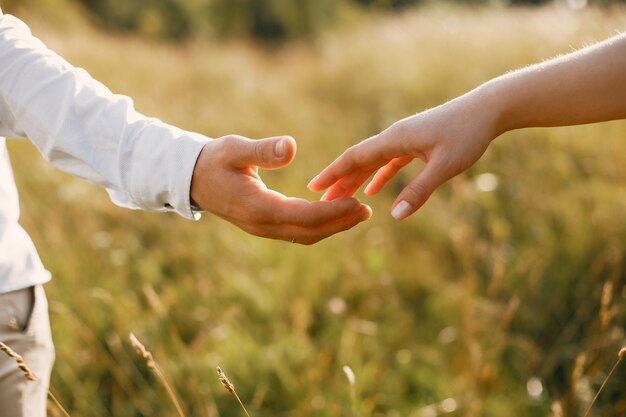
[364,181,378,196]
[391,200,413,221]
[276,136,297,163]
[340,197,360,210]
[308,174,333,192]
[361,204,373,220]
[307,175,320,191]
[284,135,297,153]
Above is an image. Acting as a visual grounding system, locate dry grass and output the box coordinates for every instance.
[0,341,37,381]
[5,3,626,416]
[216,366,252,417]
[129,333,186,417]
[0,341,71,417]
[582,346,626,417]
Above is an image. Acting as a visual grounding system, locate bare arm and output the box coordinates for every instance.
[309,32,626,220]
[492,32,626,132]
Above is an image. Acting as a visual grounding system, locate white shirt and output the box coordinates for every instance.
[0,12,209,293]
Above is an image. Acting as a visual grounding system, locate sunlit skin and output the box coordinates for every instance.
[309,33,626,220]
[190,134,372,245]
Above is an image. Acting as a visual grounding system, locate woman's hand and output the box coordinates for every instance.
[308,91,497,220]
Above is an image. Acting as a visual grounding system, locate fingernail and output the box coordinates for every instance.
[391,200,412,220]
[307,175,319,189]
[275,139,286,159]
[362,204,373,219]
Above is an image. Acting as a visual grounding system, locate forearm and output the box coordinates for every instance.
[481,33,626,136]
[0,14,209,219]
[309,34,626,220]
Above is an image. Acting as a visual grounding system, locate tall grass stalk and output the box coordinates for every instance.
[343,365,357,417]
[0,341,71,417]
[582,347,626,417]
[10,4,626,416]
[129,333,186,417]
[216,366,251,417]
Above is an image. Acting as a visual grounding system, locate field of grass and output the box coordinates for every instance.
[6,3,626,416]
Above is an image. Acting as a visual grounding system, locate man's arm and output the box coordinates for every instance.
[0,13,370,243]
[309,32,626,220]
[0,13,206,219]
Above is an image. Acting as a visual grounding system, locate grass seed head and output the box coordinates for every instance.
[216,366,236,395]
[0,341,37,381]
[129,333,156,370]
[343,365,356,386]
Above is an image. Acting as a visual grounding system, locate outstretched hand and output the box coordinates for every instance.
[308,93,497,220]
[191,134,371,244]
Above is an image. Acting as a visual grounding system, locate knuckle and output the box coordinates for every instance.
[254,142,268,164]
[384,122,404,143]
[389,122,415,154]
[227,134,244,140]
[328,184,347,199]
[405,182,429,202]
[391,120,410,137]
[344,146,361,166]
[222,134,241,145]
[379,172,392,183]
[217,135,241,157]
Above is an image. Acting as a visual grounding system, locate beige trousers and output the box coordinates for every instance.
[0,285,55,417]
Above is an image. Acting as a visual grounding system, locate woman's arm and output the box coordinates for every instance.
[491,32,626,132]
[309,32,626,220]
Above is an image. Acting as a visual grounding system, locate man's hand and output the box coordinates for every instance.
[190,135,372,245]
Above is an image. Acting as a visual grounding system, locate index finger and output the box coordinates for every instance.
[308,131,399,192]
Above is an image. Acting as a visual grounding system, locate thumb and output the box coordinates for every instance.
[232,136,297,170]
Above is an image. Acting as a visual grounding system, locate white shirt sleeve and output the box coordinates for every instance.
[0,14,210,220]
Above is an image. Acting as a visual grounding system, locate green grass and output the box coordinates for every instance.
[7,3,626,416]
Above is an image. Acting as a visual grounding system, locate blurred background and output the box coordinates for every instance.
[3,0,626,416]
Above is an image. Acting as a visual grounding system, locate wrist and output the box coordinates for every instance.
[460,80,508,143]
[189,141,212,214]
[478,73,533,138]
